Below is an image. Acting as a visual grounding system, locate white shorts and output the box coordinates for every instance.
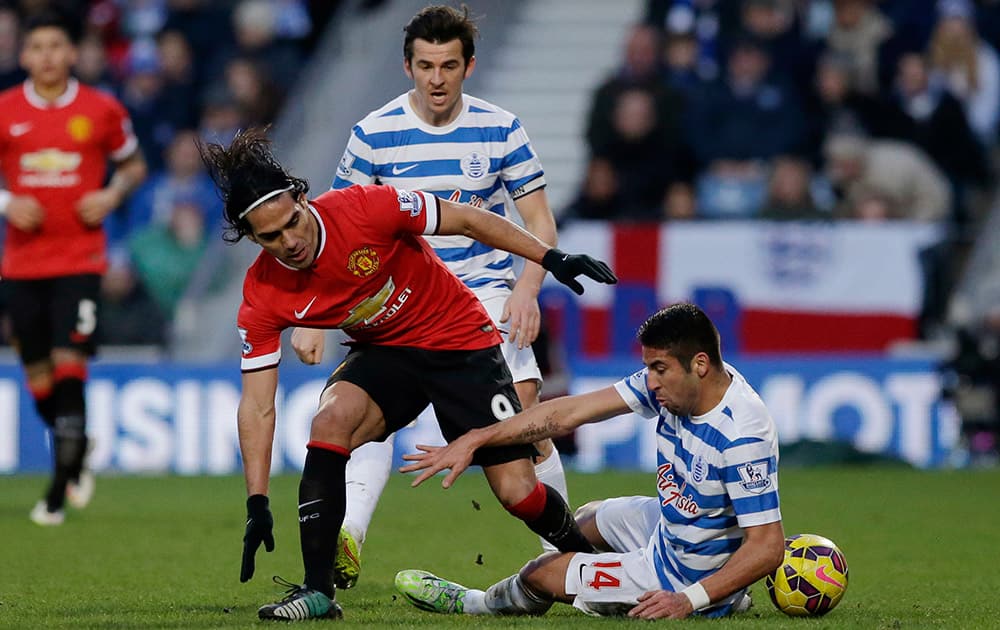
[476,288,542,386]
[564,496,661,616]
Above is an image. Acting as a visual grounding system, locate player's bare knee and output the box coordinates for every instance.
[518,551,563,593]
[575,500,612,551]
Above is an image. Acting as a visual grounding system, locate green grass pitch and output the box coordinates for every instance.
[1,466,998,628]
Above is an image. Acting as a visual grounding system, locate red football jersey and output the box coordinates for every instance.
[0,79,138,279]
[237,185,502,371]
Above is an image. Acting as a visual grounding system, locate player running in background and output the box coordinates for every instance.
[0,11,146,526]
[289,4,568,589]
[396,303,785,620]
[199,128,616,621]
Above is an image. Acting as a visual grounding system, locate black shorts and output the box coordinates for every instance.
[327,344,537,467]
[5,274,101,364]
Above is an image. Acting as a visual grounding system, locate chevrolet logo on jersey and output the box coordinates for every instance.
[18,149,83,188]
[20,149,82,172]
[338,276,396,329]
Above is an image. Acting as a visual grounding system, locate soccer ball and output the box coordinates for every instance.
[765,533,849,616]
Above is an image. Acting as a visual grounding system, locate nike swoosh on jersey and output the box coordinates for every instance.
[10,122,31,136]
[391,163,419,175]
[294,296,318,319]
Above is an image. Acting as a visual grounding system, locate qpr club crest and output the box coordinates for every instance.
[347,246,380,277]
[460,151,488,180]
[737,460,771,494]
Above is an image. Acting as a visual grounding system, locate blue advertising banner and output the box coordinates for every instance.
[0,356,959,474]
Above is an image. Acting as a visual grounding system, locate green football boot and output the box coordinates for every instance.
[333,526,361,589]
[394,569,468,614]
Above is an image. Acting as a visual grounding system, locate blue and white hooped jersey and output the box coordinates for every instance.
[613,363,781,599]
[331,92,546,292]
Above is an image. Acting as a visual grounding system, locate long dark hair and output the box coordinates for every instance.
[198,127,309,243]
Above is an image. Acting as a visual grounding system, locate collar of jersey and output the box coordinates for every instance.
[273,202,327,272]
[402,91,469,134]
[23,78,79,109]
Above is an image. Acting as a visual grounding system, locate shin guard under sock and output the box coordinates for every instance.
[299,442,349,598]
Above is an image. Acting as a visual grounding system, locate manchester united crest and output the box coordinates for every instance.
[67,115,93,142]
[347,247,380,277]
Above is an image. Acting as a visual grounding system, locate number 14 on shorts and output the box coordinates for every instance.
[585,561,622,590]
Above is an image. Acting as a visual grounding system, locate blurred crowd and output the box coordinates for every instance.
[566,0,1000,230]
[0,0,342,347]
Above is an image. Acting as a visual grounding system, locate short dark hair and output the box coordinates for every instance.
[403,4,478,64]
[198,127,309,244]
[23,10,81,44]
[637,303,723,370]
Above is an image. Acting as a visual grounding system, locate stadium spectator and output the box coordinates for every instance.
[686,34,806,168]
[758,156,829,221]
[737,0,821,88]
[74,33,116,93]
[127,196,220,319]
[396,303,784,620]
[0,11,147,526]
[119,40,174,171]
[224,56,280,126]
[155,29,200,130]
[564,156,626,221]
[111,129,220,247]
[0,7,25,89]
[890,49,989,222]
[199,127,616,621]
[97,253,167,347]
[686,34,805,217]
[318,3,570,590]
[805,50,910,162]
[927,0,1000,146]
[825,0,894,95]
[586,23,687,168]
[824,132,952,221]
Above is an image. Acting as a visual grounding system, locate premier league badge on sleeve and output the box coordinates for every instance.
[396,190,424,217]
[738,460,771,494]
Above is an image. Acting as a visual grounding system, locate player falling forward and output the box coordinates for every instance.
[199,127,616,620]
[396,304,785,619]
[291,4,569,589]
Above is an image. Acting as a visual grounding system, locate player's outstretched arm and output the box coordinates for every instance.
[236,367,280,582]
[401,386,629,488]
[436,198,617,295]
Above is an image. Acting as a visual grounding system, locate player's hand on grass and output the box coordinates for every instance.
[6,195,44,231]
[240,494,275,583]
[291,327,325,364]
[541,248,618,295]
[76,187,123,226]
[399,437,477,489]
[501,284,540,349]
[627,590,694,620]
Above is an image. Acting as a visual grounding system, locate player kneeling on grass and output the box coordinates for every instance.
[396,304,785,620]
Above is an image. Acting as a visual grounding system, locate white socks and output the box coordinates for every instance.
[532,446,568,552]
[462,574,552,615]
[342,435,395,546]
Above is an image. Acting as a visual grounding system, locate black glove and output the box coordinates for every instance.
[541,248,618,295]
[240,494,274,583]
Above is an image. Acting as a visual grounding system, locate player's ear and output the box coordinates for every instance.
[692,353,709,378]
[464,55,476,79]
[403,58,413,80]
